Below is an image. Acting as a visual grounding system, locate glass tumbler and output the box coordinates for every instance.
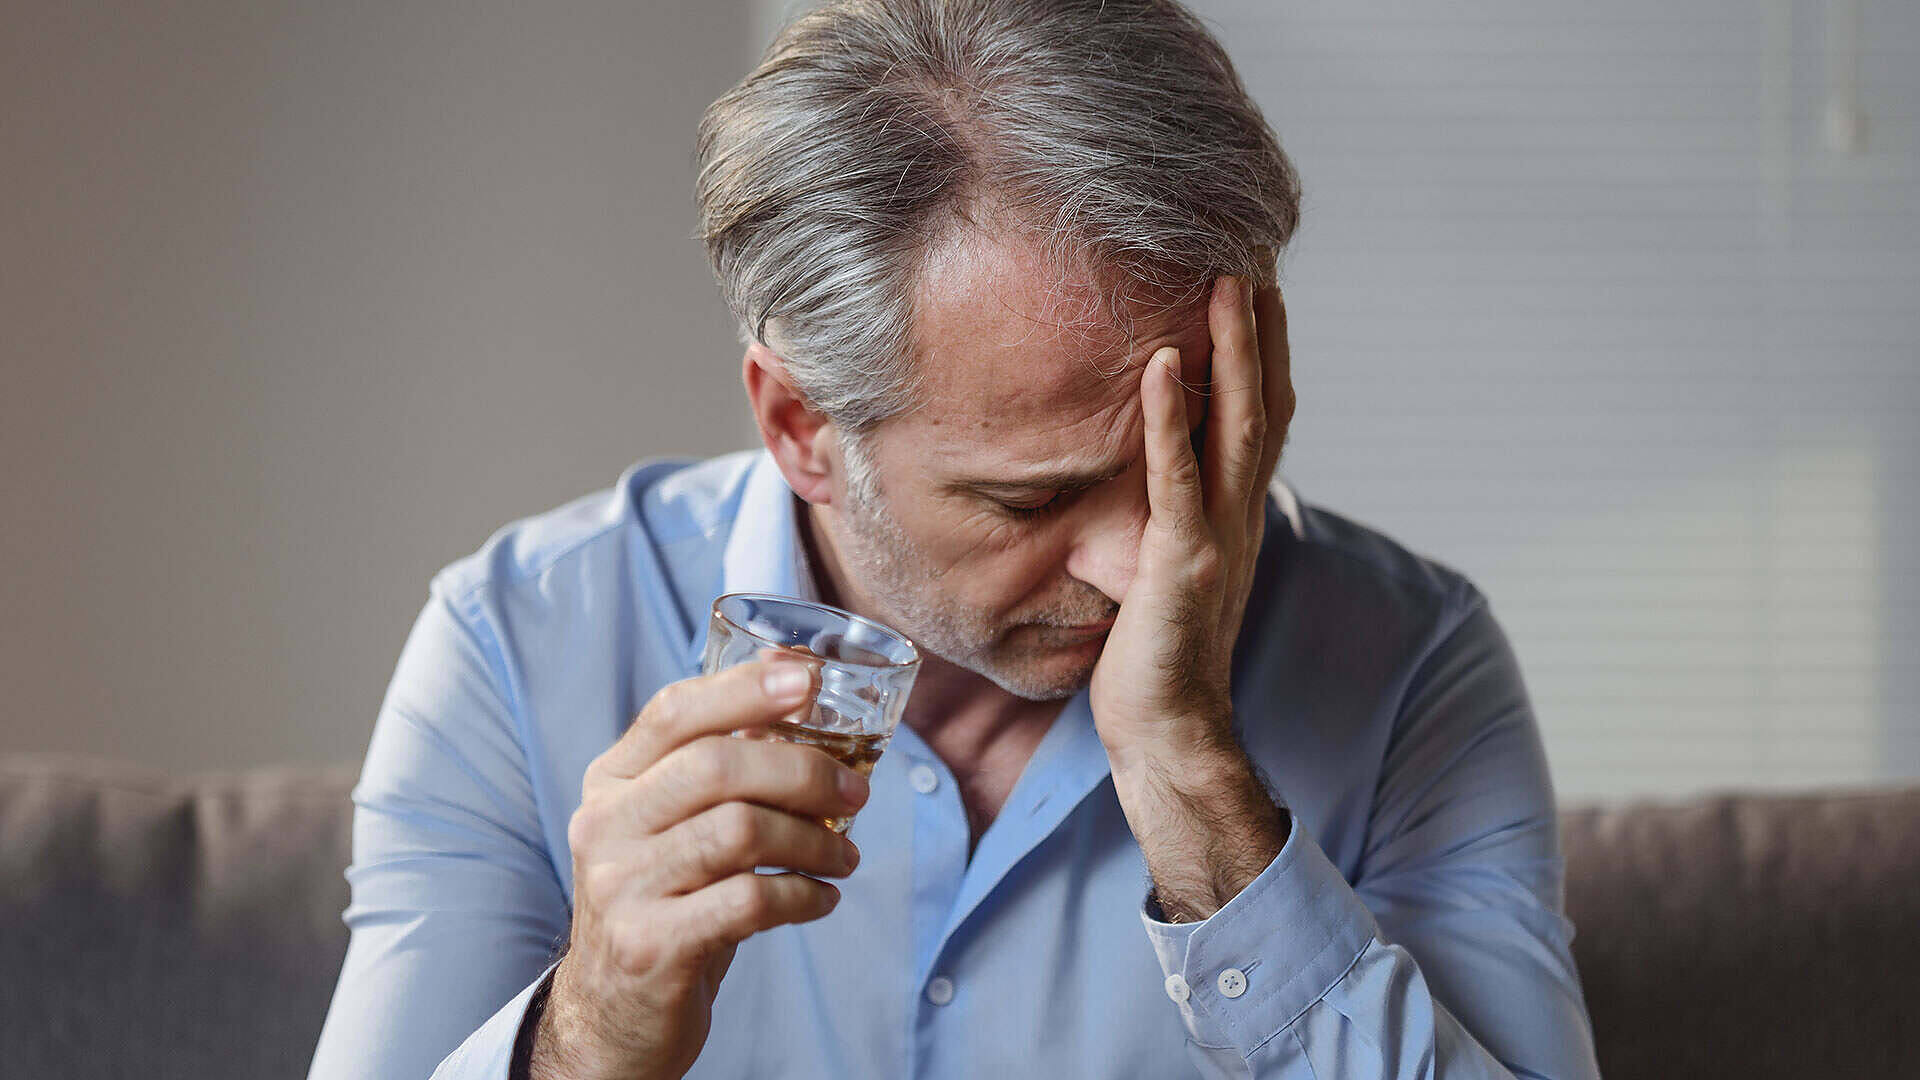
[702,592,921,834]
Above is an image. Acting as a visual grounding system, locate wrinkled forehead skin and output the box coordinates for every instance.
[888,225,1216,481]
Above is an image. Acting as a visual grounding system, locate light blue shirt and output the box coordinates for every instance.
[307,448,1601,1079]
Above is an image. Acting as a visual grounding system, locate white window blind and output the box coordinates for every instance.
[1188,0,1919,800]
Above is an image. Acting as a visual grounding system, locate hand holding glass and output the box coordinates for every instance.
[701,592,921,834]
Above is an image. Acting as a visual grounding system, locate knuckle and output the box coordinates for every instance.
[804,749,845,801]
[1188,548,1224,590]
[684,739,734,793]
[1238,415,1267,456]
[577,859,625,908]
[759,739,815,797]
[729,875,774,927]
[1162,455,1202,494]
[567,803,603,853]
[715,802,761,860]
[647,680,691,729]
[609,921,660,976]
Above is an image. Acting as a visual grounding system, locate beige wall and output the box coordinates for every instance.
[2,2,764,771]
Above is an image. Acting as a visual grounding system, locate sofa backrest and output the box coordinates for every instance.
[2,753,1916,1078]
[0,754,358,1080]
[1560,787,1920,1077]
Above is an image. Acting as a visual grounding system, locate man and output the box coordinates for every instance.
[307,1,1601,1077]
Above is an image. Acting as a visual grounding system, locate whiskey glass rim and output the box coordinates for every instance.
[710,591,922,672]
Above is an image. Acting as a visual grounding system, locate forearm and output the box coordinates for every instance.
[1110,725,1290,923]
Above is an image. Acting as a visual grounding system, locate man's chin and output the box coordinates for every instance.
[910,622,1105,701]
[988,672,1090,703]
[975,637,1102,702]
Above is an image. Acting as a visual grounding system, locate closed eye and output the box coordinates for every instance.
[992,492,1062,519]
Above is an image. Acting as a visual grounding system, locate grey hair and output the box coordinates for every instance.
[696,0,1301,433]
[837,425,885,509]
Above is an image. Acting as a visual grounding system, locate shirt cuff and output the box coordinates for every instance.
[1137,820,1378,1056]
[430,959,564,1080]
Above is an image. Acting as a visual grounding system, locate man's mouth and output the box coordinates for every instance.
[1035,618,1115,642]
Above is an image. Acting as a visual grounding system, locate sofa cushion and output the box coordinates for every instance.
[1562,785,1920,1078]
[0,753,357,1080]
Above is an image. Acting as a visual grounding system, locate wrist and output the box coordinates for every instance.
[531,959,674,1080]
[511,964,556,1079]
[1103,709,1240,786]
[1108,729,1243,798]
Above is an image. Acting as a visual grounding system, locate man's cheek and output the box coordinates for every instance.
[938,543,1040,612]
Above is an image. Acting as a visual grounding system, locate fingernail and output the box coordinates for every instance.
[763,663,810,701]
[843,838,861,871]
[840,768,870,806]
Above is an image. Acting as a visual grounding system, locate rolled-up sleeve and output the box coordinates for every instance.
[306,582,572,1080]
[1138,588,1601,1079]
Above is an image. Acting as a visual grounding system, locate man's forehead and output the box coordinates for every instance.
[906,227,1213,434]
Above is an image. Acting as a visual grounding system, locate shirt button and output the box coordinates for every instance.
[926,976,955,1005]
[1163,974,1190,1004]
[909,764,939,794]
[1217,968,1248,999]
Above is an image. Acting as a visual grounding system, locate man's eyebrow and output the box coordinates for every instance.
[948,462,1131,493]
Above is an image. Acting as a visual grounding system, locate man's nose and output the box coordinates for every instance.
[1064,486,1147,605]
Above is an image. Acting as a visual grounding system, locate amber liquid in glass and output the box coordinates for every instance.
[763,718,889,834]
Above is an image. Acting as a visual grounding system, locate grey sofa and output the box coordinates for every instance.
[2,753,1915,1078]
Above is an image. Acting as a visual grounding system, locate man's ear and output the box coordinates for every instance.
[743,342,838,506]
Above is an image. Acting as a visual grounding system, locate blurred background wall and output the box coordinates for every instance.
[2,3,761,770]
[4,0,1915,803]
[1185,0,1920,801]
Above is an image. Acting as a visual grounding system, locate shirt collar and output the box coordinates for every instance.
[684,450,820,673]
[1271,475,1305,541]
